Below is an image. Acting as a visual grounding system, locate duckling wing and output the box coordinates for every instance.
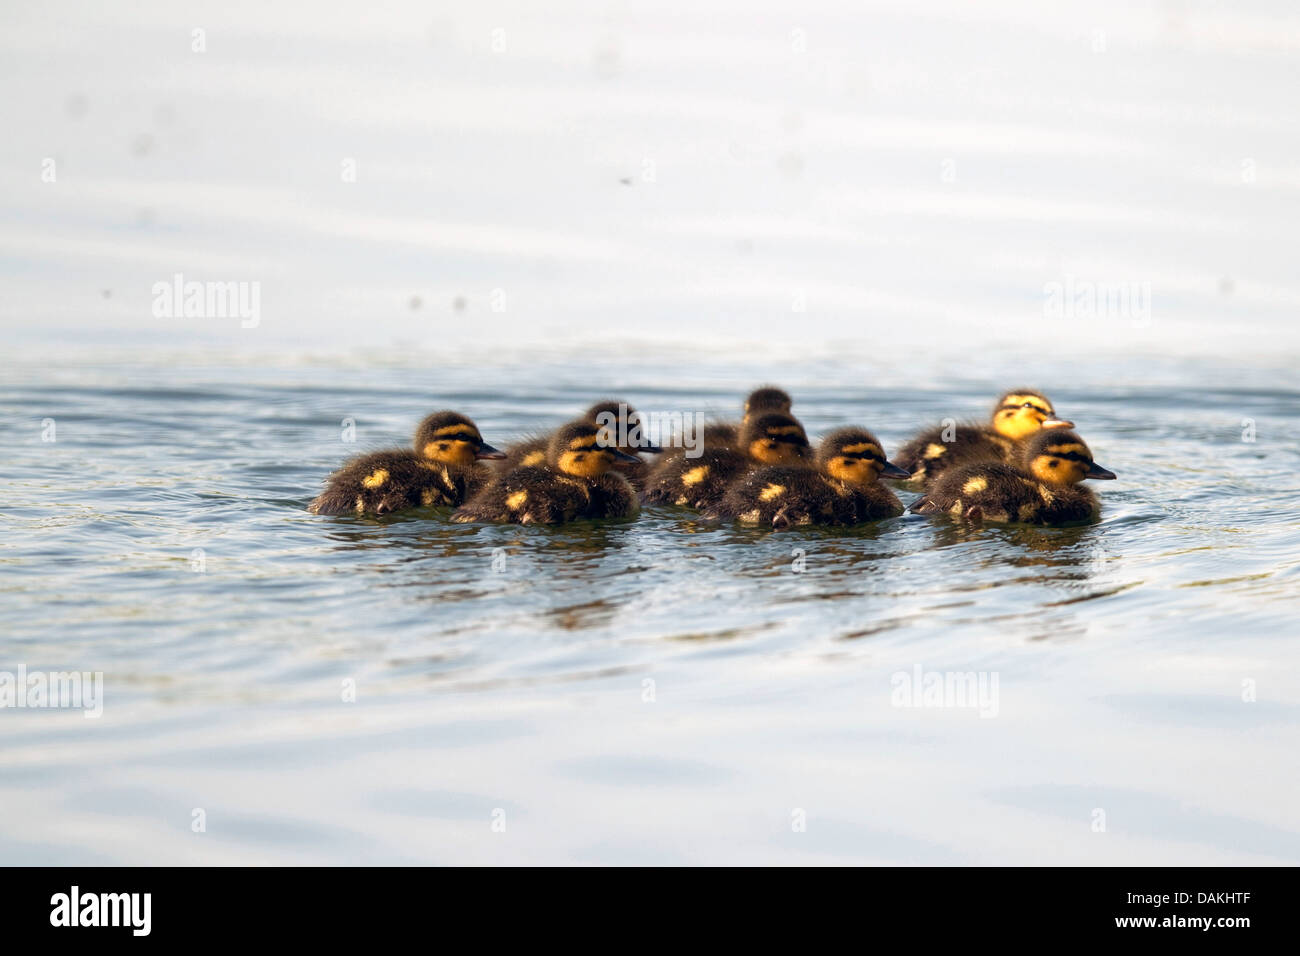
[1034,484,1102,525]
[642,447,747,510]
[453,466,578,523]
[309,449,432,515]
[709,465,835,527]
[894,423,1005,486]
[914,463,1037,523]
[496,434,550,473]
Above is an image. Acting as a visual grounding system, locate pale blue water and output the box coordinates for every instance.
[2,349,1297,864]
[4,0,1300,865]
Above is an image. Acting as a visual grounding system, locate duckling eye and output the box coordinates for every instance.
[1022,402,1034,409]
[438,442,449,450]
[1047,459,1059,468]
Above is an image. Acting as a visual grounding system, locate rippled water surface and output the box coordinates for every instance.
[2,350,1297,864]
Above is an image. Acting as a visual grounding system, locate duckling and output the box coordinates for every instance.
[707,427,909,527]
[642,411,811,511]
[909,429,1116,525]
[453,420,641,524]
[308,411,505,515]
[659,385,794,459]
[497,400,661,493]
[894,389,1073,486]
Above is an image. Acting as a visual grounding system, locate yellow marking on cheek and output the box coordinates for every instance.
[506,490,528,510]
[363,469,389,489]
[962,476,988,494]
[759,483,786,502]
[924,443,947,460]
[521,451,545,467]
[681,465,710,486]
[826,458,866,484]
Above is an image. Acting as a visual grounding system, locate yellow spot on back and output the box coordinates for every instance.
[1037,484,1056,504]
[682,465,710,486]
[363,469,389,489]
[759,483,786,502]
[738,509,761,524]
[521,450,545,467]
[421,489,436,506]
[924,443,947,460]
[1018,503,1039,521]
[962,476,988,495]
[506,490,528,510]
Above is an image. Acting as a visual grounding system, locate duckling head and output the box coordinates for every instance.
[817,427,911,486]
[414,411,505,467]
[549,420,640,478]
[1024,429,1116,485]
[742,412,812,465]
[742,386,793,423]
[991,389,1073,441]
[584,399,662,455]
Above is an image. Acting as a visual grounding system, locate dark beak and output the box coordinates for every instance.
[880,460,912,480]
[609,448,641,464]
[1085,461,1116,480]
[637,441,663,455]
[1042,418,1074,429]
[475,442,507,460]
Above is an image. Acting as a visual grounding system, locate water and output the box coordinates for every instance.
[2,350,1297,864]
[3,0,1299,863]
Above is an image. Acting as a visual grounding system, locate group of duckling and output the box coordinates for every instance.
[308,388,1116,528]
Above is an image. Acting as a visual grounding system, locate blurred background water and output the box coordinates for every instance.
[1,0,1298,864]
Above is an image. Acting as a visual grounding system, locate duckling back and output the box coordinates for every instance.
[893,426,1009,486]
[308,450,485,516]
[642,445,750,510]
[497,434,550,473]
[706,465,847,527]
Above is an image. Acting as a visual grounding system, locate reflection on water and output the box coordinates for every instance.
[1,355,1299,864]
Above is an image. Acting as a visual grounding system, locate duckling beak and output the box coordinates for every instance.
[1085,461,1117,480]
[609,448,641,464]
[475,442,507,460]
[880,460,912,480]
[1042,418,1074,429]
[637,441,664,455]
